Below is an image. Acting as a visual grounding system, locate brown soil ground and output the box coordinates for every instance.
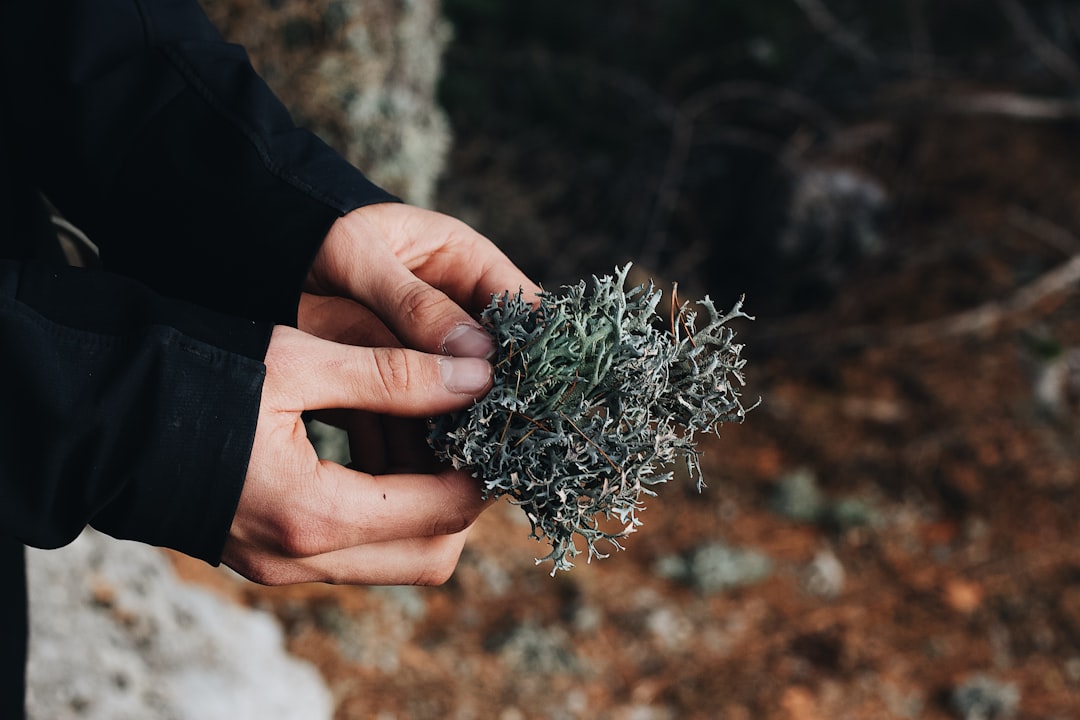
[172,84,1080,719]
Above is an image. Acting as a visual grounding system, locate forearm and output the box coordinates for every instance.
[0,0,398,324]
[0,260,267,563]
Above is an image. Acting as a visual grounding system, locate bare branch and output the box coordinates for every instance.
[997,0,1080,87]
[937,91,1080,121]
[887,252,1080,345]
[791,0,879,69]
[756,215,1080,350]
[1007,206,1080,255]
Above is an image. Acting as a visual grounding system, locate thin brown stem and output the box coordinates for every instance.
[558,412,621,474]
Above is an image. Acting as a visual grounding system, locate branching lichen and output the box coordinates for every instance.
[429,264,755,573]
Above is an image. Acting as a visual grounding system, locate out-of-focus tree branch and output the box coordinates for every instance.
[997,0,1080,88]
[791,0,879,69]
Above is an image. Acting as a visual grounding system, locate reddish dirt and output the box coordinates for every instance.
[172,89,1080,719]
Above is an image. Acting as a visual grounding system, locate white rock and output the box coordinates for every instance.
[26,529,332,720]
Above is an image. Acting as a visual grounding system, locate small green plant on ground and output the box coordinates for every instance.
[429,264,755,573]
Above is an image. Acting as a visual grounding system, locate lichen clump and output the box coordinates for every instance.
[429,264,754,573]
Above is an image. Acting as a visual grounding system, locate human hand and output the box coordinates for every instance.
[305,203,543,358]
[295,292,439,477]
[221,325,494,586]
[299,204,542,474]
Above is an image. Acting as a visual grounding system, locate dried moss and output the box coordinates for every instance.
[430,264,755,572]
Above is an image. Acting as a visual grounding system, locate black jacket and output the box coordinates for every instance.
[0,1,398,714]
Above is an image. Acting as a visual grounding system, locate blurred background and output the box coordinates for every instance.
[31,1,1080,718]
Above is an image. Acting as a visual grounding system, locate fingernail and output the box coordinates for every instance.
[439,357,492,395]
[442,323,495,359]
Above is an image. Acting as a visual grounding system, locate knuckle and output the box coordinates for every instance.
[277,518,326,559]
[411,541,464,586]
[397,280,445,326]
[246,566,289,587]
[415,565,455,587]
[432,505,474,537]
[370,347,416,398]
[262,329,308,400]
[230,557,293,587]
[429,473,483,536]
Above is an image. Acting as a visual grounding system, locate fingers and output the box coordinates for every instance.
[297,293,399,348]
[224,465,493,585]
[311,203,543,357]
[249,201,545,589]
[314,206,494,358]
[223,528,474,586]
[356,251,496,358]
[381,207,544,311]
[231,351,494,587]
[303,464,491,552]
[265,325,492,417]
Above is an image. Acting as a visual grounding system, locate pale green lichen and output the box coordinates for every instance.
[429,264,755,573]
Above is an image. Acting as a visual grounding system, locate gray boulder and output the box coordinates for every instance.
[26,530,332,720]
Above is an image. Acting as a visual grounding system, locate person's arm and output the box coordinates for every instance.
[2,0,543,356]
[1,259,497,581]
[0,0,397,325]
[0,259,268,562]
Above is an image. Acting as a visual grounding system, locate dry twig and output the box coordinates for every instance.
[886,251,1080,345]
[883,213,1080,345]
[941,91,1080,121]
[755,213,1080,349]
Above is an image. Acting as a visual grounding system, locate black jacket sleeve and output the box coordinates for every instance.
[0,1,408,564]
[0,0,399,325]
[0,259,267,564]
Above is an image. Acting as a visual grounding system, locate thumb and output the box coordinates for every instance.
[364,261,495,358]
[265,326,492,416]
[312,209,496,358]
